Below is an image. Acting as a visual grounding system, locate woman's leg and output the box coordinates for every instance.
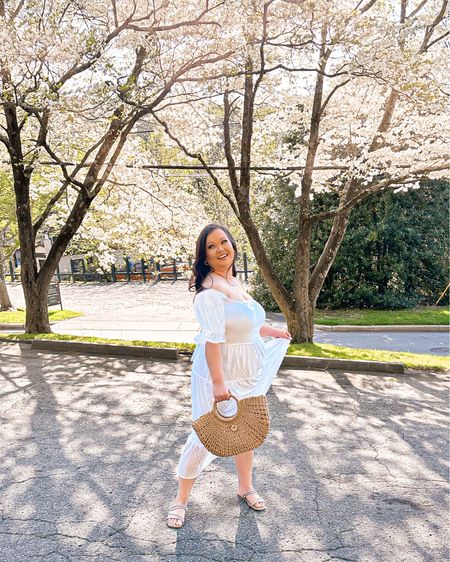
[234,450,265,508]
[168,430,215,527]
[175,476,197,503]
[168,476,197,527]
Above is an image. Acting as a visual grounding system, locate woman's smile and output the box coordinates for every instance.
[205,228,235,268]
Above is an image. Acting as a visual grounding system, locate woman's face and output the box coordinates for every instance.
[204,228,235,271]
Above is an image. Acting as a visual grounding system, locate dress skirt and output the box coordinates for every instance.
[175,288,291,479]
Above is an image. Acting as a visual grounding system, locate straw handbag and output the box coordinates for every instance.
[192,393,270,457]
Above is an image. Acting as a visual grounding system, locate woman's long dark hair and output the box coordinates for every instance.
[189,223,238,294]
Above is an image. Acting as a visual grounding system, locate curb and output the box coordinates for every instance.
[0,322,57,330]
[281,355,404,374]
[0,337,404,374]
[29,339,179,359]
[315,324,449,332]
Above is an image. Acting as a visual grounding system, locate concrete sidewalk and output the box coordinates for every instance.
[5,281,450,355]
[1,341,448,561]
[49,317,449,356]
[1,316,449,357]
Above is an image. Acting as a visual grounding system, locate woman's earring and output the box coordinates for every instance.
[204,260,208,266]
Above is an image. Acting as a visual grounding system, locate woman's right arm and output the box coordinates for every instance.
[205,342,231,402]
[194,290,231,402]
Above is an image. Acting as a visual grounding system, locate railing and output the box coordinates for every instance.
[6,253,254,283]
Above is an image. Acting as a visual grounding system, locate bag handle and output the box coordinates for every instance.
[213,393,240,422]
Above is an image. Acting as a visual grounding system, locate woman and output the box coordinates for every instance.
[167,223,291,529]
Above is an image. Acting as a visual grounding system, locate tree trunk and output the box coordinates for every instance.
[309,208,352,303]
[21,194,92,333]
[0,278,13,311]
[290,24,328,344]
[0,241,13,311]
[284,299,314,342]
[23,280,51,332]
[237,212,315,342]
[19,226,52,333]
[13,170,53,332]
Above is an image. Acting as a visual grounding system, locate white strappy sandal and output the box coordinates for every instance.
[166,503,188,528]
[237,489,266,511]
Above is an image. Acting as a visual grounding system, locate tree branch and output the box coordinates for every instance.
[239,57,255,207]
[426,30,450,50]
[319,79,351,115]
[223,90,240,198]
[0,133,13,152]
[32,183,68,236]
[177,63,351,84]
[150,109,240,217]
[419,0,448,52]
[127,1,225,32]
[308,165,449,224]
[358,0,379,14]
[343,165,449,209]
[407,0,430,19]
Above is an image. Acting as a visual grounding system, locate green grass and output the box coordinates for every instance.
[314,306,449,326]
[1,306,446,326]
[0,309,82,324]
[287,342,449,371]
[0,332,448,372]
[0,332,185,349]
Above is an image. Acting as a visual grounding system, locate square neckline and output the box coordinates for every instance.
[201,287,254,304]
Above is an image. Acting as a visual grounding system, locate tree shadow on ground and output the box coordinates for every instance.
[0,343,448,561]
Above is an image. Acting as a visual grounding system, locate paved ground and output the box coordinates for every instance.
[5,282,450,356]
[1,341,448,561]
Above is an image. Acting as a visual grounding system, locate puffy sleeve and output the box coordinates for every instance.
[193,290,226,344]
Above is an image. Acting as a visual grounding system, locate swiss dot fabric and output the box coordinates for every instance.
[175,288,291,480]
[192,289,226,344]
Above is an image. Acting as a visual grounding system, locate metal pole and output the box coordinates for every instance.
[57,283,63,311]
[141,258,146,283]
[70,259,76,283]
[126,257,131,282]
[111,264,116,283]
[243,252,248,282]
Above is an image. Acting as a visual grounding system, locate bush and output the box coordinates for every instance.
[251,178,449,311]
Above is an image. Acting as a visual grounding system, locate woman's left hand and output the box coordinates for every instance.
[273,328,292,339]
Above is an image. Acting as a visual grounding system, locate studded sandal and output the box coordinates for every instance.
[166,503,188,528]
[237,489,266,511]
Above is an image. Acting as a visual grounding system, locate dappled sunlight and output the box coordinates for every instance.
[0,340,448,560]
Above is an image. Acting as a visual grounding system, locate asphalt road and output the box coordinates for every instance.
[312,329,449,356]
[1,341,448,561]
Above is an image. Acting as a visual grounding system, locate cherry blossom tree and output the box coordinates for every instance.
[63,147,210,269]
[150,0,449,342]
[0,0,235,332]
[0,172,15,310]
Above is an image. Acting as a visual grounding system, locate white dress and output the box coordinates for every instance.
[175,288,291,479]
